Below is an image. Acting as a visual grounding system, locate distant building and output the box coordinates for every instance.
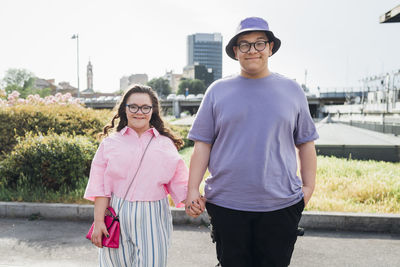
[34,78,79,96]
[380,4,400,23]
[82,61,94,94]
[163,71,182,93]
[182,65,195,80]
[182,63,214,88]
[34,78,60,91]
[194,64,214,88]
[57,81,78,96]
[120,76,129,91]
[187,33,222,81]
[120,74,149,90]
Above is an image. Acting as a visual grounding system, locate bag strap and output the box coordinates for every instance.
[115,135,154,217]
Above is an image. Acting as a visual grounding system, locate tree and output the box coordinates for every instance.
[30,87,52,98]
[177,78,206,95]
[194,64,214,88]
[147,77,171,98]
[2,68,36,98]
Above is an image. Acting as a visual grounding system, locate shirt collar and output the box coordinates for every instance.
[120,126,160,137]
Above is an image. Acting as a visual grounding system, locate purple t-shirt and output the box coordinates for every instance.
[188,73,319,212]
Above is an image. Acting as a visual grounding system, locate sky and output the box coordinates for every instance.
[0,0,399,93]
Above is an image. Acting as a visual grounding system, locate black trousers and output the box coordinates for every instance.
[206,199,304,267]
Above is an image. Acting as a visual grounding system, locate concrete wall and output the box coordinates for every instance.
[316,144,400,162]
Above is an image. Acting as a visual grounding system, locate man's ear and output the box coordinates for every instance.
[233,46,238,59]
[269,42,274,56]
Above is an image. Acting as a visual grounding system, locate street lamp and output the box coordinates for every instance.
[71,34,80,98]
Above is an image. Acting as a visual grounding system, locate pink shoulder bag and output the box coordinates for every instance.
[86,136,154,248]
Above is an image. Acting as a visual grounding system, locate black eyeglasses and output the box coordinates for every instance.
[125,104,153,114]
[237,40,271,53]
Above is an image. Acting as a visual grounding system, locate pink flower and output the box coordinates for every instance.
[11,91,20,98]
[1,91,82,107]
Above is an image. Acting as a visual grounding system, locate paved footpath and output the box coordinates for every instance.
[1,217,400,267]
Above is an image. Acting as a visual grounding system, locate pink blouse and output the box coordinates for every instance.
[84,126,188,207]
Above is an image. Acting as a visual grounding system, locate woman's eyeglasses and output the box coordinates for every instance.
[125,104,153,114]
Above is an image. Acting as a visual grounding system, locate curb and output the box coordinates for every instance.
[300,211,400,233]
[1,202,399,234]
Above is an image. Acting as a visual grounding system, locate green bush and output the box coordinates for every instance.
[0,132,98,191]
[169,124,194,150]
[0,105,110,157]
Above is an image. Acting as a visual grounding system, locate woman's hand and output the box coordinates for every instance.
[91,221,109,248]
[92,197,110,248]
[185,190,206,218]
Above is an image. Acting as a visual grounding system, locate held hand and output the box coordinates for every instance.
[91,221,109,248]
[190,195,206,217]
[187,196,206,218]
[185,190,206,218]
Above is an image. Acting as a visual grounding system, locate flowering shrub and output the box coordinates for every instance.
[0,90,110,196]
[0,89,82,107]
[0,91,111,156]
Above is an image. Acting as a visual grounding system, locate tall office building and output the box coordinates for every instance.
[187,33,222,80]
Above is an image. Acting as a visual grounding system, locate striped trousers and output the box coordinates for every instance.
[99,195,173,267]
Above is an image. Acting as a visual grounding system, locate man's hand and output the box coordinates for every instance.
[296,141,317,207]
[186,141,211,218]
[185,190,206,218]
[302,186,313,206]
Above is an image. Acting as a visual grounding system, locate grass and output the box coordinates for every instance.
[179,146,209,194]
[179,147,400,214]
[309,156,400,213]
[1,146,399,214]
[179,146,194,166]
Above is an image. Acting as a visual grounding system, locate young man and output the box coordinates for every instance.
[185,17,318,267]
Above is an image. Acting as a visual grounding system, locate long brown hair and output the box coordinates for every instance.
[102,84,184,149]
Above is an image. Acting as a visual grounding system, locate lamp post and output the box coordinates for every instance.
[71,34,80,98]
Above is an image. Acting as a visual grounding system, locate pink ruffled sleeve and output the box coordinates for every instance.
[84,142,109,201]
[166,158,188,208]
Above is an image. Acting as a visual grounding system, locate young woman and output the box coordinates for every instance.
[84,84,190,266]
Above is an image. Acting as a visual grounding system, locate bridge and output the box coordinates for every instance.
[82,91,374,119]
[83,97,203,118]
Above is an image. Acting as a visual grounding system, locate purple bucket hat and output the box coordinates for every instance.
[225,17,281,60]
